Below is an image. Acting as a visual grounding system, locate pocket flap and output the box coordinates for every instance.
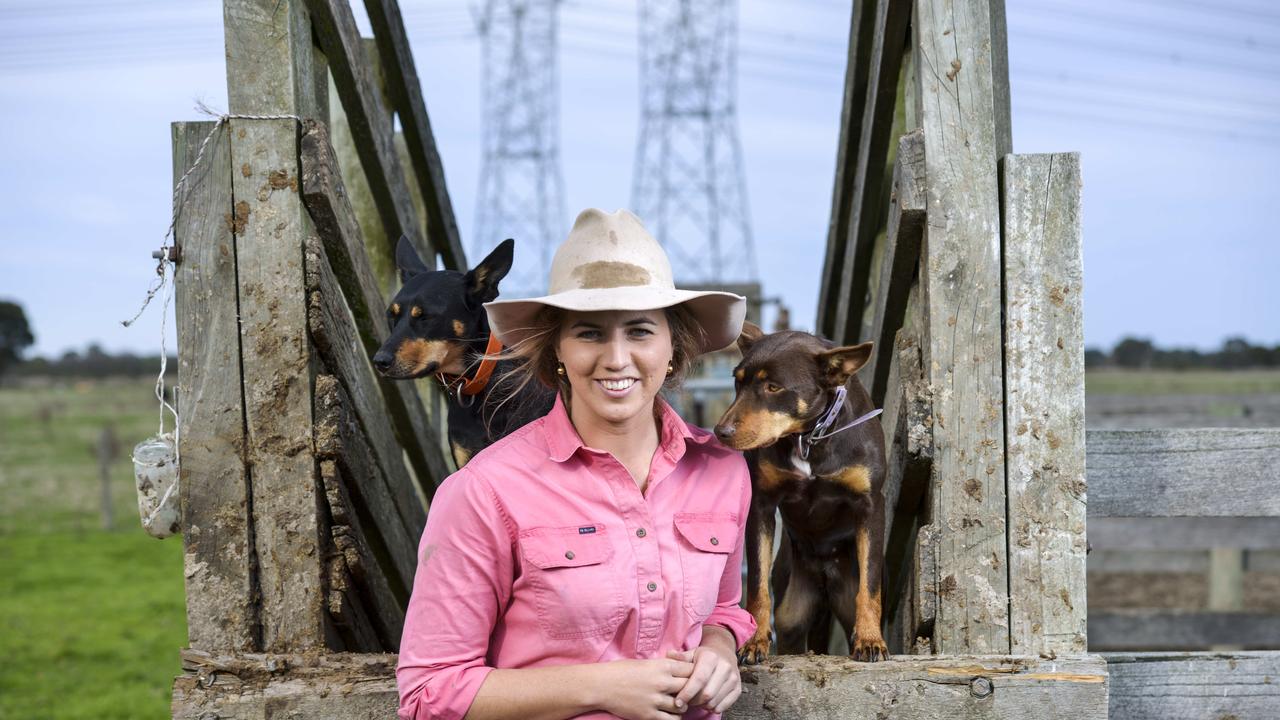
[674,514,737,554]
[521,524,613,569]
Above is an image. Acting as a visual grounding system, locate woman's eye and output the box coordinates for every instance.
[577,330,601,340]
[628,327,653,338]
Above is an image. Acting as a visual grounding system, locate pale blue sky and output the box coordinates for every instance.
[1,0,1276,358]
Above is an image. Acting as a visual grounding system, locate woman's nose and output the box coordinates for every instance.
[603,335,629,368]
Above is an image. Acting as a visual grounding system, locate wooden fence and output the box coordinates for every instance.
[169,0,1277,718]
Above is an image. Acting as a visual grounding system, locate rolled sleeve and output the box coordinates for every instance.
[704,459,757,649]
[397,469,514,720]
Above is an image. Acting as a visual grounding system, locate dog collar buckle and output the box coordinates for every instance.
[797,386,883,459]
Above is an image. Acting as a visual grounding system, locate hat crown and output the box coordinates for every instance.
[547,209,674,295]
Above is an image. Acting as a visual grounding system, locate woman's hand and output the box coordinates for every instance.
[592,657,696,720]
[666,632,743,714]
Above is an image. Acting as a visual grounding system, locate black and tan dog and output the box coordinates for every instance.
[714,324,888,663]
[372,237,553,468]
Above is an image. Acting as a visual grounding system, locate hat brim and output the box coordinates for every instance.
[485,286,747,355]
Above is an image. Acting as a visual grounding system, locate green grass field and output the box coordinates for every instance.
[0,378,185,720]
[1085,368,1280,396]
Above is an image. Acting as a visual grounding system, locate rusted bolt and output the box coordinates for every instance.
[970,676,993,698]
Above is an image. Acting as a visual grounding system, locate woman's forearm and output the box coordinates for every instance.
[464,662,602,720]
[700,624,737,657]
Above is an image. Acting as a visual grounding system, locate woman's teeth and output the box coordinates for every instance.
[599,378,635,391]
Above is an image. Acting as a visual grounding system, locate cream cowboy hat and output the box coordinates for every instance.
[484,208,747,354]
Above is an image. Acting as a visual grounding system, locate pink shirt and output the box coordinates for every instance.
[397,394,756,720]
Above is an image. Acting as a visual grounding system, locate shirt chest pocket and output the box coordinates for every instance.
[519,524,625,640]
[673,513,738,621]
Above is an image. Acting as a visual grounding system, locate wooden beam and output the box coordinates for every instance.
[301,119,453,497]
[1002,153,1086,656]
[817,0,879,339]
[305,0,433,266]
[172,121,257,653]
[861,129,925,405]
[833,0,914,345]
[1089,517,1280,550]
[1086,429,1280,517]
[913,0,1012,654]
[364,0,467,270]
[1090,611,1280,650]
[1105,651,1280,720]
[223,0,323,119]
[732,654,1107,720]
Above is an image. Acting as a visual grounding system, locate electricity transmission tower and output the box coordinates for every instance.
[474,0,566,294]
[632,0,757,285]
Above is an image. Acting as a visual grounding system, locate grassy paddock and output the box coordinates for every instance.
[0,378,185,719]
[1085,368,1280,396]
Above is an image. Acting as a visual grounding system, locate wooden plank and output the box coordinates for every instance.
[314,373,416,602]
[912,523,940,644]
[1106,651,1280,720]
[300,119,452,497]
[1002,153,1086,656]
[833,0,915,345]
[305,0,432,266]
[1090,611,1280,650]
[172,649,398,720]
[305,237,427,545]
[172,121,257,653]
[1086,429,1280,517]
[364,0,467,270]
[862,129,925,405]
[1088,550,1209,574]
[731,654,1107,720]
[817,0,879,338]
[1090,517,1280,551]
[224,0,329,653]
[912,0,1011,655]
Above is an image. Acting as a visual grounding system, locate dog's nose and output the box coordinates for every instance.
[714,423,736,441]
[372,351,394,373]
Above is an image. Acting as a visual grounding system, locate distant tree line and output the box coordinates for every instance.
[1086,336,1280,370]
[12,343,178,379]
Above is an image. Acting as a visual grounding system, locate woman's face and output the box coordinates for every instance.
[556,309,674,431]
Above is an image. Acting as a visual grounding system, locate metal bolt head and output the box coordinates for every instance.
[970,676,993,698]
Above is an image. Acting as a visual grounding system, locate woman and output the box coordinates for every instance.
[397,209,755,720]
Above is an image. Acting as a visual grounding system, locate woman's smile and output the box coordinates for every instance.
[596,377,638,395]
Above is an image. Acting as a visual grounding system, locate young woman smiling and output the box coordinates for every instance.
[396,209,754,720]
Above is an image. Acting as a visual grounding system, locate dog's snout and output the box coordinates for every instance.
[714,423,736,441]
[372,351,394,373]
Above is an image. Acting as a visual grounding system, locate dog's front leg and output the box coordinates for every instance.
[738,491,777,665]
[851,489,888,661]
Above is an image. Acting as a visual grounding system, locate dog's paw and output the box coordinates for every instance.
[851,635,889,663]
[737,634,772,665]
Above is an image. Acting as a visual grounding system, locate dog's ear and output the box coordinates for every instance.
[396,235,430,282]
[736,321,765,355]
[816,341,873,387]
[465,238,515,305]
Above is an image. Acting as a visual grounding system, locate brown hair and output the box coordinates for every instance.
[493,304,708,403]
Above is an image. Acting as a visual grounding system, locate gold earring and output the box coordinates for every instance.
[557,362,566,377]
[666,361,674,376]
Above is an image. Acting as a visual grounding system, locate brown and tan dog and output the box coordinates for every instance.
[715,324,888,663]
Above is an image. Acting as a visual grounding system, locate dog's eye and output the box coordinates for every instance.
[765,382,783,393]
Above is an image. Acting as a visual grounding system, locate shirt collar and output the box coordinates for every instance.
[543,392,718,464]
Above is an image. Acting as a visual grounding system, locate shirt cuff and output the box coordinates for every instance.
[397,663,495,720]
[704,605,758,650]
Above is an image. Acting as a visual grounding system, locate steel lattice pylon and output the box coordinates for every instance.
[474,0,566,294]
[632,0,757,285]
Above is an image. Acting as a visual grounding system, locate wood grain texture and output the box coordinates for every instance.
[305,0,432,265]
[305,236,428,546]
[1086,429,1280,517]
[863,129,925,405]
[1002,153,1087,656]
[913,0,1011,654]
[833,0,914,345]
[729,654,1107,720]
[228,117,327,652]
[1091,611,1280,650]
[172,121,257,653]
[223,0,322,118]
[172,650,398,719]
[818,0,879,338]
[301,119,452,498]
[1089,517,1280,550]
[363,0,466,270]
[1105,651,1280,720]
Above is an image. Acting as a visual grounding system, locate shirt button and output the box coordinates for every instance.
[710,537,719,546]
[647,581,658,592]
[565,551,575,560]
[636,528,647,538]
